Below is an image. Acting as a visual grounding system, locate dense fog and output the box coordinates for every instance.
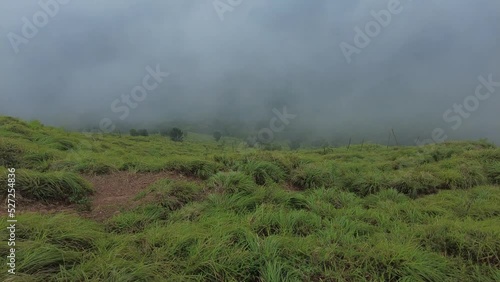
[1,0,499,145]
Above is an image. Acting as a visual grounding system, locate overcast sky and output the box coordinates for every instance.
[0,0,499,144]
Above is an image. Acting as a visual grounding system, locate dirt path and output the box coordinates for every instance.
[83,171,174,221]
[3,171,200,221]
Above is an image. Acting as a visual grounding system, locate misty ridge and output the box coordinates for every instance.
[1,0,499,146]
[2,2,500,281]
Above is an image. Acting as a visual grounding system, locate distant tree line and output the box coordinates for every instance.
[129,129,149,136]
[165,127,185,142]
[119,125,387,151]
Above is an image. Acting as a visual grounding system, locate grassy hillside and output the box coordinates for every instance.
[0,116,499,281]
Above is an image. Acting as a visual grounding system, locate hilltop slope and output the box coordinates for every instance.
[0,116,499,281]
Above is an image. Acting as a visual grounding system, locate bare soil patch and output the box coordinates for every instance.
[2,171,201,221]
[83,171,175,221]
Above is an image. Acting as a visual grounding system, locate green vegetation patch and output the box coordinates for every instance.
[0,168,93,204]
[1,116,500,280]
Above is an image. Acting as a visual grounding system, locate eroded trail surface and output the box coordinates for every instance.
[84,171,174,221]
[5,171,197,221]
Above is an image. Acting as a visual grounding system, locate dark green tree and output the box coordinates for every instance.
[169,127,184,142]
[213,131,222,142]
[130,129,138,136]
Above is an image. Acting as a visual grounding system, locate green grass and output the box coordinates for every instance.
[0,169,93,204]
[1,116,500,281]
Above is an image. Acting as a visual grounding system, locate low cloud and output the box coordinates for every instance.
[0,0,499,144]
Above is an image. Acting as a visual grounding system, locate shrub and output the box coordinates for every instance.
[213,131,222,142]
[169,127,184,142]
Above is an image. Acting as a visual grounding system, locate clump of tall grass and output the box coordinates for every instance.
[0,168,93,204]
[74,158,117,175]
[417,218,500,266]
[239,160,286,185]
[306,187,362,215]
[0,213,104,280]
[360,239,454,281]
[363,188,409,208]
[2,123,34,137]
[349,170,390,196]
[389,170,441,198]
[431,159,488,189]
[213,154,239,170]
[136,179,203,212]
[106,204,169,233]
[172,159,220,179]
[484,162,500,184]
[249,205,323,237]
[23,150,57,167]
[414,186,500,220]
[208,171,255,194]
[291,163,334,189]
[33,136,78,151]
[0,139,24,167]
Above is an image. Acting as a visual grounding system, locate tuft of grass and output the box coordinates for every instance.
[0,168,93,204]
[239,161,286,185]
[173,159,220,180]
[136,179,204,212]
[363,188,409,208]
[250,205,323,237]
[74,159,118,175]
[417,218,500,267]
[106,205,168,234]
[208,171,256,194]
[389,170,441,198]
[290,163,334,189]
[484,161,500,184]
[350,170,390,196]
[0,139,24,167]
[360,239,454,281]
